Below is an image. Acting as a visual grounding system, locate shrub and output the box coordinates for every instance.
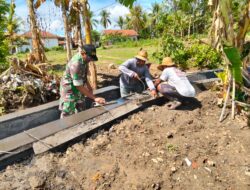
[153,35,190,69]
[153,35,222,70]
[50,46,64,51]
[187,43,222,69]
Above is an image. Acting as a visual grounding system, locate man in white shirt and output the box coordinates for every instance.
[154,57,196,109]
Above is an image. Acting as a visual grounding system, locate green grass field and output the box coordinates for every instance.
[13,42,159,76]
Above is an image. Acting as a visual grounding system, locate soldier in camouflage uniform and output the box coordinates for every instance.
[59,45,106,118]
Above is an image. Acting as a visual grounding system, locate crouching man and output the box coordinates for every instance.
[59,45,106,118]
[119,49,157,98]
[154,57,196,109]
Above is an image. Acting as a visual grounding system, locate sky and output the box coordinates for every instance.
[9,0,163,36]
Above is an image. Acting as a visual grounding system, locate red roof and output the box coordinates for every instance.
[22,31,61,39]
[103,30,138,37]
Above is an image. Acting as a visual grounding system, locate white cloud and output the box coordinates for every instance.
[107,4,130,21]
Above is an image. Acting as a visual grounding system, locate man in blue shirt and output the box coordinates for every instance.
[119,50,157,97]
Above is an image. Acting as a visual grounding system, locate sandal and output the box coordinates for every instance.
[166,100,182,110]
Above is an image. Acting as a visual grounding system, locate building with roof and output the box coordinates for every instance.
[102,29,138,41]
[17,31,64,53]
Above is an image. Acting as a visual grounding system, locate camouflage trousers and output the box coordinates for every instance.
[59,99,85,118]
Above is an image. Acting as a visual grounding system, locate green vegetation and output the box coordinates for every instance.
[153,35,222,70]
[0,0,10,72]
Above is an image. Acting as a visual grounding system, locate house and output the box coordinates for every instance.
[17,31,63,53]
[102,29,138,41]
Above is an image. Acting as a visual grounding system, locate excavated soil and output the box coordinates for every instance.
[0,90,249,190]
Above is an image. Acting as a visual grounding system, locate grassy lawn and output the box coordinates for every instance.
[13,43,159,75]
[97,45,159,65]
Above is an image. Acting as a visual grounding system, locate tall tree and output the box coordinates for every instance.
[6,0,25,52]
[27,0,46,63]
[128,5,144,32]
[82,10,98,30]
[35,0,72,61]
[56,0,72,61]
[116,16,124,29]
[99,10,111,29]
[81,0,92,44]
[69,0,83,47]
[149,2,161,32]
[81,0,97,89]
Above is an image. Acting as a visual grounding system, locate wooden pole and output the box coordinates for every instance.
[231,77,236,119]
[219,78,231,122]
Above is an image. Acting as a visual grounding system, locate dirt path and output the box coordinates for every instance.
[0,90,249,190]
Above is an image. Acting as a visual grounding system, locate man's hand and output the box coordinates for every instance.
[133,73,140,80]
[94,97,106,104]
[150,90,158,98]
[154,78,161,87]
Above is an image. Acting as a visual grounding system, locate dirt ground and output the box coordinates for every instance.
[0,64,249,190]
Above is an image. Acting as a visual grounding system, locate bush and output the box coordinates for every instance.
[50,46,64,51]
[153,35,222,70]
[187,43,222,69]
[153,35,190,69]
[101,34,131,46]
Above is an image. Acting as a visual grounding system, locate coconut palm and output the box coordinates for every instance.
[150,2,161,25]
[82,10,98,29]
[116,16,124,29]
[128,5,144,32]
[7,0,25,51]
[99,10,111,29]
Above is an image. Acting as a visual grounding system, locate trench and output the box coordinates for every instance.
[0,69,222,170]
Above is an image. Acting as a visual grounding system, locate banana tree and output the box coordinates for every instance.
[69,0,83,47]
[209,0,250,120]
[27,0,47,63]
[35,0,72,61]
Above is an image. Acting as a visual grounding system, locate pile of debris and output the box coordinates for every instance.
[0,57,60,115]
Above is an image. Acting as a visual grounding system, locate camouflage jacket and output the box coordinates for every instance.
[59,53,88,103]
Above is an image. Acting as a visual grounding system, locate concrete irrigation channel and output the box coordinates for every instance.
[0,69,222,170]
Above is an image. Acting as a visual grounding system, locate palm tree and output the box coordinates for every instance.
[116,16,124,29]
[82,10,98,29]
[125,15,132,29]
[27,0,46,62]
[149,2,161,37]
[99,10,111,29]
[128,5,144,32]
[7,0,25,51]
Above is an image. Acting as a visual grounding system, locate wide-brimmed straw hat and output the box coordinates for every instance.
[135,50,148,62]
[157,57,175,71]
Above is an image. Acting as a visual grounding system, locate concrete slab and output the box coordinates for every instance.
[0,86,120,140]
[33,102,141,154]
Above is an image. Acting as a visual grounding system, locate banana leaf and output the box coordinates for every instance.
[223,46,243,84]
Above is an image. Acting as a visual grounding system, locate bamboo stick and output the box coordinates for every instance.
[231,78,236,119]
[219,80,231,122]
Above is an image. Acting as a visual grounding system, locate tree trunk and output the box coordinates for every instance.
[27,0,46,63]
[81,0,92,44]
[61,0,72,61]
[76,12,83,47]
[81,0,97,90]
[188,16,191,38]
